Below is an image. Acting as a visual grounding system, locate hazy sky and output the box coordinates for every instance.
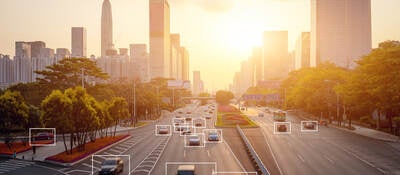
[0,0,399,91]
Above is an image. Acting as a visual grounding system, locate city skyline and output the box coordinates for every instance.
[0,0,400,90]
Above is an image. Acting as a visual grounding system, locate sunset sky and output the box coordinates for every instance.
[0,0,399,91]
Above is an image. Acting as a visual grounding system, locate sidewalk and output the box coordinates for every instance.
[292,111,400,143]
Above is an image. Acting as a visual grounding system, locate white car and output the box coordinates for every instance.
[188,135,200,146]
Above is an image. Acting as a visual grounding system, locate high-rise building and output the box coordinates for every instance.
[55,48,70,62]
[130,44,150,82]
[295,32,311,69]
[101,0,113,57]
[15,41,32,83]
[311,0,371,68]
[193,71,202,96]
[71,27,87,58]
[181,47,189,81]
[263,31,289,80]
[149,0,171,78]
[250,47,263,85]
[0,54,14,88]
[170,34,181,80]
[32,48,55,81]
[28,41,46,59]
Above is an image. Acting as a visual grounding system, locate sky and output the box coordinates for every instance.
[0,0,399,91]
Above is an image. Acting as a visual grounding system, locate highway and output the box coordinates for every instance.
[55,102,247,175]
[243,107,400,175]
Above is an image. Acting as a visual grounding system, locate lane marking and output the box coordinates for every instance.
[297,154,305,163]
[184,149,186,158]
[323,154,335,164]
[207,150,211,157]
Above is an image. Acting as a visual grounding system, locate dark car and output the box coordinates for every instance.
[32,132,54,141]
[99,158,123,175]
[304,122,316,129]
[277,125,287,132]
[208,132,219,141]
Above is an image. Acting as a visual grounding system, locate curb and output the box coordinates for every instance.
[43,134,132,167]
[295,113,400,143]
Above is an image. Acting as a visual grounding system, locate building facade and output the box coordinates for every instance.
[149,0,171,78]
[71,27,87,58]
[130,44,150,82]
[263,31,289,80]
[101,0,113,57]
[295,32,311,69]
[310,0,371,68]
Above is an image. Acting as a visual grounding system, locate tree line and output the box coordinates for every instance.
[281,40,400,134]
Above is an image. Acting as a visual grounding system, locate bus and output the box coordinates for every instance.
[273,111,286,122]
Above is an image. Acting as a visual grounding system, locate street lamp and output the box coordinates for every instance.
[324,80,340,126]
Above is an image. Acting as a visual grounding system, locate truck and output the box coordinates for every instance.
[273,111,286,122]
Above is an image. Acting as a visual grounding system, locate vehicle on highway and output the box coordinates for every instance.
[99,158,123,175]
[205,116,211,119]
[277,124,287,132]
[208,132,219,141]
[273,111,286,122]
[176,125,185,131]
[304,122,316,129]
[258,113,264,117]
[32,132,54,141]
[177,165,196,175]
[182,127,192,135]
[320,120,328,126]
[188,135,200,146]
[158,126,169,134]
[185,117,192,122]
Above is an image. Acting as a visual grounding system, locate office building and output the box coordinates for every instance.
[14,41,32,83]
[181,47,189,81]
[295,32,311,69]
[55,48,70,62]
[71,27,87,57]
[193,71,203,96]
[101,0,113,57]
[130,44,150,82]
[263,31,289,80]
[149,0,171,78]
[311,0,371,68]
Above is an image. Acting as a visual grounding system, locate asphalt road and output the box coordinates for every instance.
[243,107,400,175]
[3,102,247,175]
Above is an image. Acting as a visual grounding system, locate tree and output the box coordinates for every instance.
[8,82,50,107]
[216,90,234,105]
[108,97,130,136]
[35,57,109,90]
[41,90,73,154]
[0,91,29,150]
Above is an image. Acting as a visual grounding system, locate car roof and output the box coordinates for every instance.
[178,165,195,170]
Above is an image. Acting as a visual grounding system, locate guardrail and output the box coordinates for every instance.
[236,125,270,175]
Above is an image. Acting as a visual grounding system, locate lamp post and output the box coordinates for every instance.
[324,80,340,126]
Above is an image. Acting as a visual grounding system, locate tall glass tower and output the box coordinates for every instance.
[101,0,113,57]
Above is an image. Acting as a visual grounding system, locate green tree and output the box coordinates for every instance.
[108,97,130,136]
[35,57,109,90]
[0,91,29,150]
[216,90,234,105]
[41,90,73,154]
[8,82,50,107]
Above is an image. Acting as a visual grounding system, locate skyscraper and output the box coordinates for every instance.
[193,71,202,96]
[295,32,311,69]
[263,31,289,80]
[101,0,113,57]
[130,44,150,82]
[311,0,371,68]
[180,47,189,81]
[149,0,171,79]
[71,27,87,58]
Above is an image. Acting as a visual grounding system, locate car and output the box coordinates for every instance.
[33,132,54,141]
[188,135,200,146]
[194,122,202,127]
[304,122,316,129]
[99,158,123,175]
[277,125,287,132]
[208,111,213,114]
[182,127,192,135]
[208,132,219,141]
[205,116,211,119]
[178,111,183,114]
[158,126,169,134]
[185,117,192,122]
[258,113,264,117]
[177,165,195,175]
[186,111,192,114]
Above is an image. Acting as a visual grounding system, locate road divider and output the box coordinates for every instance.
[236,125,270,175]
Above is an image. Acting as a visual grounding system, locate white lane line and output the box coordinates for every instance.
[207,150,211,157]
[297,154,305,163]
[92,159,102,164]
[183,149,186,158]
[258,120,284,175]
[323,154,335,164]
[83,163,100,171]
[324,139,386,174]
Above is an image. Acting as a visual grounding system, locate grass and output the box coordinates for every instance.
[215,104,258,128]
[45,134,129,163]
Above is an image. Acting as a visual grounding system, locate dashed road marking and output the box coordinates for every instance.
[297,154,305,163]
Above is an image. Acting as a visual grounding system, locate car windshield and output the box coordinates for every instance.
[177,171,194,175]
[190,136,198,139]
[102,159,117,166]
